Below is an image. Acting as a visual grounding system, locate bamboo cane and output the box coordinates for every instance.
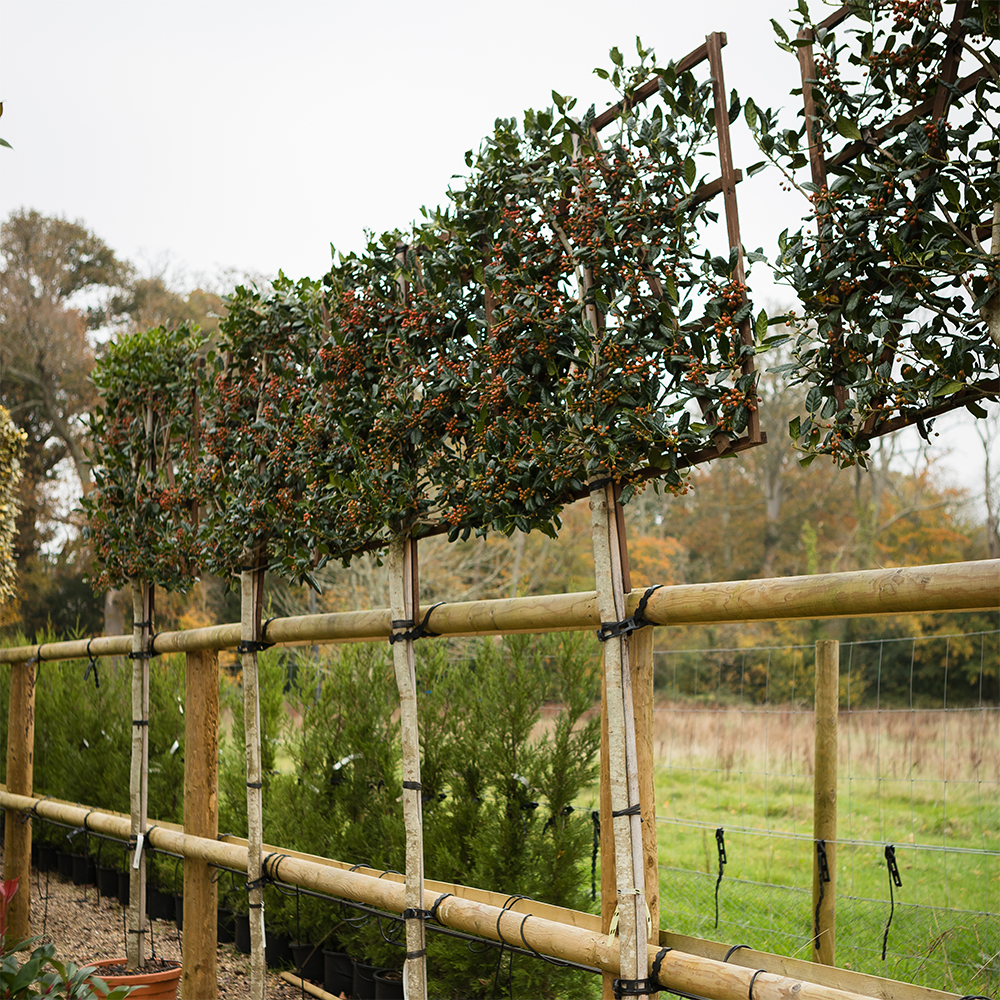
[388,535,428,1000]
[127,578,152,969]
[241,557,268,1000]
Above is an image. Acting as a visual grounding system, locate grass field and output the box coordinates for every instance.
[650,699,1000,996]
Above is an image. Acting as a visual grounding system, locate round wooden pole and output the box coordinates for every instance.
[3,560,998,667]
[813,640,839,966]
[183,649,219,998]
[4,658,35,942]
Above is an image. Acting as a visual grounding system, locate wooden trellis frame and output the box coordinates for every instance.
[796,1,1000,432]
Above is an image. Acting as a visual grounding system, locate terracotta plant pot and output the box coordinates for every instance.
[87,958,182,1000]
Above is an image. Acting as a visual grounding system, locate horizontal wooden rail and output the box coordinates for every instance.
[2,559,996,666]
[0,790,954,1000]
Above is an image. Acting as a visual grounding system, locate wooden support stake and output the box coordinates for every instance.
[241,558,267,1000]
[388,535,428,1000]
[183,649,220,999]
[127,578,152,969]
[591,482,647,989]
[4,658,35,942]
[600,621,658,1000]
[813,640,839,966]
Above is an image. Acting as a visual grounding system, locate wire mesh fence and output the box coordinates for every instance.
[653,632,1000,997]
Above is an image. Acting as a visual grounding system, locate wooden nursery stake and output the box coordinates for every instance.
[241,557,268,1000]
[591,481,648,991]
[388,535,428,1000]
[127,578,152,969]
[813,640,839,966]
[183,648,220,998]
[4,657,35,942]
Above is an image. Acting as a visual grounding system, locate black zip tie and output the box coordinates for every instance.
[597,585,662,642]
[714,827,727,929]
[881,844,902,960]
[132,719,149,727]
[612,803,641,818]
[723,944,751,962]
[614,978,661,998]
[403,907,433,920]
[748,969,766,1000]
[389,602,445,644]
[813,840,831,949]
[429,892,452,923]
[591,811,600,901]
[402,780,422,791]
[405,949,426,960]
[236,640,274,655]
[246,781,263,789]
[248,903,264,909]
[84,639,100,689]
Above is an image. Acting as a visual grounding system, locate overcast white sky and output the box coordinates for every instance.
[0,0,992,502]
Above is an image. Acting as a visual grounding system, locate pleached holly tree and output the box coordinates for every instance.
[85,323,206,593]
[752,0,1000,466]
[439,41,764,526]
[319,232,480,546]
[198,275,359,581]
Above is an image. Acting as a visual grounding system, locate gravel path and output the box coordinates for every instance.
[18,862,319,999]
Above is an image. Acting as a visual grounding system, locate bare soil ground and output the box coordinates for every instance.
[19,862,311,999]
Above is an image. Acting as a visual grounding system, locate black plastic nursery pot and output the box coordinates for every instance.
[117,871,130,906]
[290,942,324,982]
[352,960,379,1000]
[174,894,183,931]
[36,845,57,873]
[265,932,291,968]
[217,907,235,944]
[323,950,353,998]
[374,968,405,999]
[72,854,96,886]
[97,866,118,899]
[234,913,251,955]
[56,851,75,879]
[146,887,175,921]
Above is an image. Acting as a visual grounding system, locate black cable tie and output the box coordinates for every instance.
[612,803,642,818]
[650,946,671,982]
[597,585,662,642]
[814,840,831,949]
[723,944,751,962]
[749,969,766,1000]
[403,907,433,921]
[613,978,660,998]
[236,640,274,655]
[127,928,148,935]
[429,892,452,923]
[714,827,727,929]
[83,639,101,689]
[881,844,902,960]
[246,781,263,789]
[405,949,427,960]
[248,903,264,909]
[389,602,445,644]
[402,781,422,791]
[132,719,149,727]
[246,877,268,892]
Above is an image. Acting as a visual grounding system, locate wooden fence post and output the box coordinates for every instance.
[4,658,35,941]
[183,649,219,999]
[813,639,839,965]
